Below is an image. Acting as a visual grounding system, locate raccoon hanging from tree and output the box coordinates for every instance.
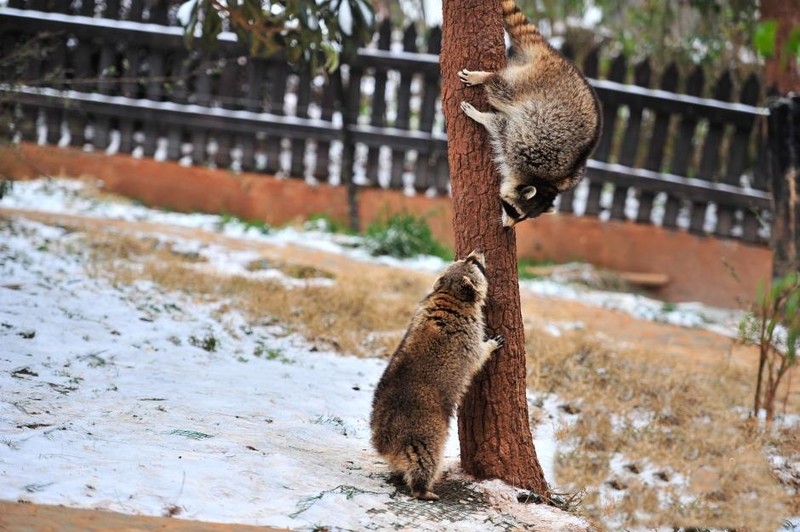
[370,249,503,501]
[458,0,602,227]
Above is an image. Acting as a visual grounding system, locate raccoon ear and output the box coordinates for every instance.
[521,186,537,200]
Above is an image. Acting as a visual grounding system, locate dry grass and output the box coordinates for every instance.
[81,227,430,358]
[768,425,800,519]
[59,220,799,530]
[525,324,793,529]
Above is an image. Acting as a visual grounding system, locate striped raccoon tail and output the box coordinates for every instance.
[500,0,546,53]
[402,440,441,501]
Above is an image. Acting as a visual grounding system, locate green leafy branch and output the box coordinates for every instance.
[180,0,375,73]
[754,20,800,71]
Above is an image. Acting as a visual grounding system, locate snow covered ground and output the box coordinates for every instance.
[0,178,795,530]
[0,178,588,529]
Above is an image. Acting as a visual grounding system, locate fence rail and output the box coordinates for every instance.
[0,3,772,245]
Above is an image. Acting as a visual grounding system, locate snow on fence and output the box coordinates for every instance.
[0,1,772,245]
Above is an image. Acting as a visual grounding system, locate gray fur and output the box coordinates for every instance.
[459,0,602,227]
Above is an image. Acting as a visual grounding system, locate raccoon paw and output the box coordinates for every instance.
[490,335,505,350]
[413,489,440,501]
[460,101,483,121]
[459,69,491,86]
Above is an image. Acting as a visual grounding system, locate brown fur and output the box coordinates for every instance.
[369,250,502,500]
[459,0,602,227]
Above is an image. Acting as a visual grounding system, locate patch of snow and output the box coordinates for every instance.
[522,277,745,339]
[542,321,585,338]
[2,178,745,339]
[0,211,585,529]
[530,393,572,484]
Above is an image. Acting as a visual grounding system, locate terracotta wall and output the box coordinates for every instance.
[1,144,772,308]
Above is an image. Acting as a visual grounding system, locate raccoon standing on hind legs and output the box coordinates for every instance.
[459,0,602,227]
[370,250,503,501]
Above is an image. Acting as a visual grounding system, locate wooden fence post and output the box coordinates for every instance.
[768,95,800,278]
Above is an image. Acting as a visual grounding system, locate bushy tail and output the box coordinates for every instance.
[501,0,545,53]
[402,441,439,498]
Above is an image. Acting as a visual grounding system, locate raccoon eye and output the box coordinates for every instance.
[458,276,478,303]
[465,255,487,277]
[521,188,559,220]
[500,199,521,220]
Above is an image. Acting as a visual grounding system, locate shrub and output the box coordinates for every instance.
[739,271,800,423]
[363,212,452,260]
[216,213,271,235]
[304,213,354,235]
[0,179,11,199]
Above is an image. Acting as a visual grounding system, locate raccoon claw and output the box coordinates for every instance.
[489,335,505,351]
[460,100,476,114]
[460,69,493,86]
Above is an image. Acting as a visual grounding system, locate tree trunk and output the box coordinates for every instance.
[761,0,800,93]
[440,0,549,496]
[768,96,800,279]
[762,0,800,423]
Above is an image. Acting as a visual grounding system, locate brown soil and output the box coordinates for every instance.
[0,501,288,531]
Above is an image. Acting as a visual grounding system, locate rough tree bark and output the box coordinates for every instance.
[440,0,549,496]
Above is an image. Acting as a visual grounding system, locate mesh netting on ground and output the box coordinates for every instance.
[364,479,532,531]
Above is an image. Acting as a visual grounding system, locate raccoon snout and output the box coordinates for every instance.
[501,210,518,228]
